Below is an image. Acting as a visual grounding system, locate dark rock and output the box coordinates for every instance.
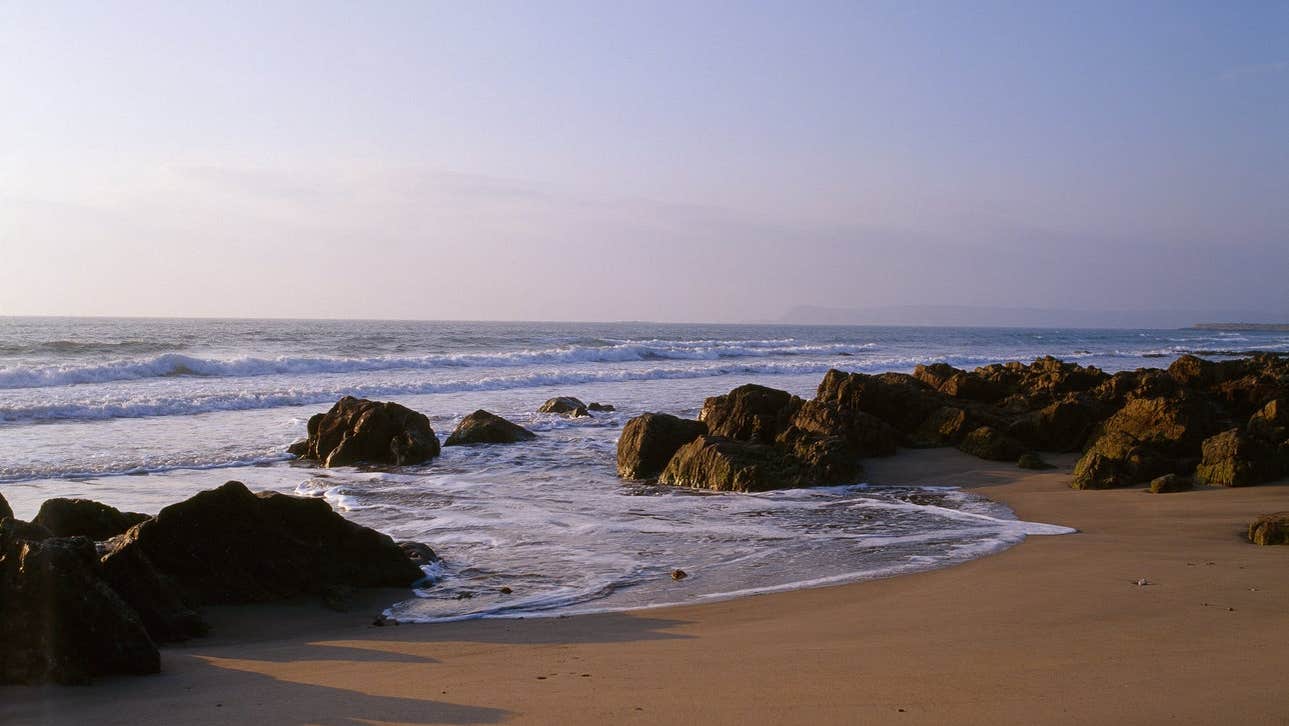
[658,436,812,492]
[773,426,862,485]
[913,362,961,390]
[287,439,309,457]
[1248,398,1288,444]
[911,406,973,447]
[787,399,899,456]
[0,522,159,684]
[616,413,706,480]
[293,396,440,467]
[539,397,589,416]
[699,384,803,445]
[587,402,615,412]
[443,409,536,446]
[957,426,1027,462]
[1148,474,1192,494]
[398,541,439,566]
[1071,432,1172,490]
[115,481,424,605]
[0,490,11,521]
[814,369,943,434]
[1007,398,1101,452]
[1248,512,1289,545]
[1168,355,1217,387]
[939,372,1005,403]
[670,569,688,580]
[1094,396,1216,456]
[1194,429,1277,487]
[33,498,149,541]
[1017,452,1055,470]
[98,535,208,642]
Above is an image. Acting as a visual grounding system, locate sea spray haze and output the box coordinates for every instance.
[3,318,1286,619]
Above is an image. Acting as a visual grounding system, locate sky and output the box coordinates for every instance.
[1,1,1287,323]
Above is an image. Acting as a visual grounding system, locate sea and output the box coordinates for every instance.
[3,318,1286,622]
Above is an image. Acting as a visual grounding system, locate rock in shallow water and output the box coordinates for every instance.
[616,412,706,480]
[291,396,440,467]
[539,396,589,417]
[444,409,536,446]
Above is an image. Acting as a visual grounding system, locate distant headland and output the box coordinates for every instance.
[1192,323,1289,332]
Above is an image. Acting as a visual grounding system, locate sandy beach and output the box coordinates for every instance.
[4,448,1286,725]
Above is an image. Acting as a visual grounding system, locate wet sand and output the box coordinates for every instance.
[5,448,1288,725]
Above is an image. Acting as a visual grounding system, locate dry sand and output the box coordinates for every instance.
[4,448,1288,725]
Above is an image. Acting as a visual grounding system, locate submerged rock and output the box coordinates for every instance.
[443,409,536,446]
[539,397,589,417]
[1248,512,1289,545]
[616,412,706,480]
[33,498,149,541]
[292,396,440,467]
[0,521,159,684]
[113,481,424,604]
[587,402,615,412]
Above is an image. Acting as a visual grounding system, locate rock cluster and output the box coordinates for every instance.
[289,396,440,467]
[0,483,430,684]
[617,354,1289,492]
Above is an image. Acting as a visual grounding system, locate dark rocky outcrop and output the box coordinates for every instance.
[700,384,802,445]
[957,426,1027,462]
[1017,452,1055,470]
[1071,432,1172,490]
[33,498,149,541]
[539,397,589,417]
[443,410,536,446]
[659,436,814,493]
[291,397,440,467]
[0,490,12,521]
[1093,396,1216,456]
[814,370,942,434]
[1148,473,1192,494]
[0,521,159,684]
[1248,398,1288,444]
[911,406,974,447]
[1007,398,1102,452]
[398,541,439,566]
[616,413,706,480]
[587,402,615,412]
[1248,512,1289,545]
[98,539,208,643]
[112,481,424,605]
[1194,429,1277,487]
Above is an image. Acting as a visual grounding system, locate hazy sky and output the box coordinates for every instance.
[2,1,1287,322]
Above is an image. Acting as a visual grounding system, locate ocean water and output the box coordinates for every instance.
[3,318,1285,621]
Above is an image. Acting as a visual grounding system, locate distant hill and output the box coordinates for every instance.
[1192,323,1289,332]
[781,305,1289,329]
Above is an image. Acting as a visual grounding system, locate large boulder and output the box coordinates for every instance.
[113,481,425,605]
[443,410,536,446]
[957,426,1028,462]
[1194,429,1278,487]
[1248,398,1289,444]
[292,396,440,467]
[1248,512,1289,545]
[1094,396,1216,456]
[814,369,943,434]
[33,498,149,540]
[98,539,208,643]
[658,436,812,493]
[616,413,706,480]
[1071,432,1172,490]
[787,399,899,456]
[0,521,159,684]
[773,427,862,484]
[699,384,802,445]
[1007,398,1102,452]
[539,397,588,417]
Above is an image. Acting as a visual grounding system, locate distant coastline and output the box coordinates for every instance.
[1192,323,1289,332]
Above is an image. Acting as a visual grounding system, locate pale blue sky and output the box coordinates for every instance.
[1,1,1286,322]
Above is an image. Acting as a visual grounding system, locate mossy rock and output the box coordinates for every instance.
[1147,474,1192,493]
[1248,512,1289,545]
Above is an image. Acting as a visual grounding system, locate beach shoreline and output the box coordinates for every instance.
[5,447,1287,725]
